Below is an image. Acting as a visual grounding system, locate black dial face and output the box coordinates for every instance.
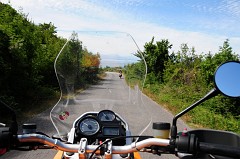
[98,110,116,121]
[79,117,100,136]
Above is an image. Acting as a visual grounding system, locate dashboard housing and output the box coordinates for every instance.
[73,110,127,146]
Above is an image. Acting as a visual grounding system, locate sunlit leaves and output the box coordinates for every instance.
[82,51,100,68]
[141,37,172,83]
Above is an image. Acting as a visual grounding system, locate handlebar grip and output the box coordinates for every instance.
[177,134,240,158]
[199,142,240,158]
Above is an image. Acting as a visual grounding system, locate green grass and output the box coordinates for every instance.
[126,76,240,134]
[148,84,240,134]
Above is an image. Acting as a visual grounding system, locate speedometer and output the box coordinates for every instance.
[79,117,100,136]
[98,110,116,121]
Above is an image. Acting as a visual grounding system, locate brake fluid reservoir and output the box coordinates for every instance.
[152,122,170,139]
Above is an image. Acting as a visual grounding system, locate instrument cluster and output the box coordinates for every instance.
[75,110,126,140]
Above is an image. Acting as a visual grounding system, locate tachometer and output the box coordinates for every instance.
[79,117,100,136]
[98,110,116,121]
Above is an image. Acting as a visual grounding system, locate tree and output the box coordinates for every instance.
[0,3,64,109]
[200,39,239,85]
[140,37,172,83]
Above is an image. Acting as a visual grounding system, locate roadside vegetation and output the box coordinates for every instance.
[0,3,100,120]
[125,37,240,133]
[0,3,239,133]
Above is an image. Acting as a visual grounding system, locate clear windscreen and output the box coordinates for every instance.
[50,31,152,142]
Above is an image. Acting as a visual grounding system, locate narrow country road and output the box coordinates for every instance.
[1,72,190,159]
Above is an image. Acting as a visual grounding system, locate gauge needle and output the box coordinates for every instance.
[103,113,109,120]
[83,122,89,126]
[83,122,93,129]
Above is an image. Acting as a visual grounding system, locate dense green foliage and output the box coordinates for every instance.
[56,33,101,93]
[126,38,240,133]
[135,37,172,83]
[0,3,64,110]
[0,3,100,115]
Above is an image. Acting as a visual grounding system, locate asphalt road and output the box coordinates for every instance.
[1,72,190,159]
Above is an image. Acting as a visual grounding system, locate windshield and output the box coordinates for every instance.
[50,31,152,142]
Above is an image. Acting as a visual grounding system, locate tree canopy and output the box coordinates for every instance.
[0,3,100,111]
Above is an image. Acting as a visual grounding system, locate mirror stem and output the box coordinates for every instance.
[170,88,219,140]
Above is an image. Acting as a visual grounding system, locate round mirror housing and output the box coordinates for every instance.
[214,61,240,98]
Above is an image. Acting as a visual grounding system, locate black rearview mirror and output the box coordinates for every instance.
[214,61,240,98]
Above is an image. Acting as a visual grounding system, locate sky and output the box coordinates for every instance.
[1,0,240,55]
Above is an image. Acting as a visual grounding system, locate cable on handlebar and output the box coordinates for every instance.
[35,132,50,137]
[88,135,153,159]
[89,138,111,159]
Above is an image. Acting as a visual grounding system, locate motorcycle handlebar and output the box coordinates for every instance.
[15,134,240,158]
[17,134,170,154]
